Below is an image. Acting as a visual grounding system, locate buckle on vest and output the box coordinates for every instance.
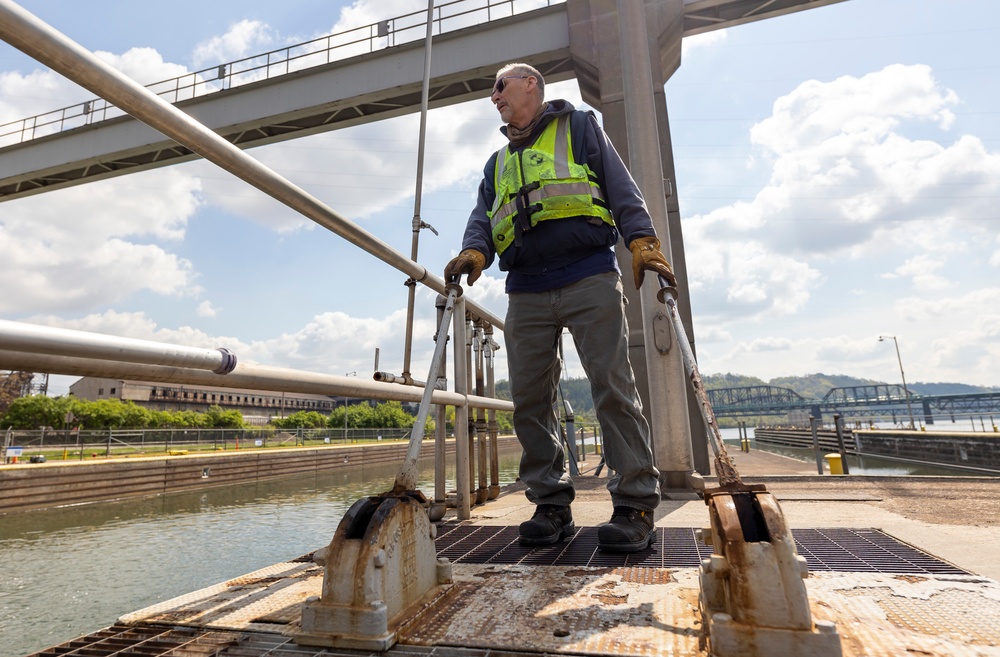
[513,181,542,247]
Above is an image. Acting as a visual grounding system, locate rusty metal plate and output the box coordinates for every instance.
[110,527,994,657]
[807,572,1000,656]
[62,566,1000,657]
[398,564,702,656]
[118,561,322,632]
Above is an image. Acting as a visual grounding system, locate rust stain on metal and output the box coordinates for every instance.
[566,567,614,577]
[615,566,674,585]
[397,564,699,655]
[805,572,1000,655]
[225,576,281,588]
[591,592,630,605]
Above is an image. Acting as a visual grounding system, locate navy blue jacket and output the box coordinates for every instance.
[460,100,657,293]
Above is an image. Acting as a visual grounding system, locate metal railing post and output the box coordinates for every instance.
[809,416,823,475]
[834,414,850,475]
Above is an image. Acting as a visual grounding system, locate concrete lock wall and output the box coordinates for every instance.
[754,428,857,452]
[754,427,999,474]
[0,435,521,515]
[854,429,1000,470]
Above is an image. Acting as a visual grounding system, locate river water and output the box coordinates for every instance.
[2,428,979,656]
[0,452,523,657]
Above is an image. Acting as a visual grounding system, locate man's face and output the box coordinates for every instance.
[491,73,537,127]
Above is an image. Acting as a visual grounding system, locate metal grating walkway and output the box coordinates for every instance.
[26,625,504,657]
[434,525,970,574]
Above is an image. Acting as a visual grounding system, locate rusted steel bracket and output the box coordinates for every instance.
[295,490,453,650]
[698,484,842,657]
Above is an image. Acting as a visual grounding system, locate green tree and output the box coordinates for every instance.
[0,395,73,429]
[273,410,326,429]
[204,404,246,428]
[370,401,416,429]
[69,399,129,429]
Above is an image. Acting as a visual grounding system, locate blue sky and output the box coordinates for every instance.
[0,0,998,396]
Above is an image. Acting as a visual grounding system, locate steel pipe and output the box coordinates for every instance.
[0,0,503,330]
[0,319,237,374]
[452,296,471,520]
[0,349,513,412]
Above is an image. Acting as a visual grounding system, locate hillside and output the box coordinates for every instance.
[496,373,997,419]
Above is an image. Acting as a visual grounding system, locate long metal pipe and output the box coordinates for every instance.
[401,0,439,382]
[0,319,237,374]
[0,0,503,330]
[0,349,513,412]
[452,296,471,520]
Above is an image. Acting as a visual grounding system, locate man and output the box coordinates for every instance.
[444,63,677,553]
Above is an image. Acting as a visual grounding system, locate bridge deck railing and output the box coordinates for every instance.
[0,0,561,148]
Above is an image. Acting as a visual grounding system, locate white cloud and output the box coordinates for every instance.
[684,64,1000,326]
[192,20,276,68]
[882,254,949,290]
[197,301,220,318]
[0,169,204,314]
[745,336,793,352]
[681,29,728,57]
[751,64,958,155]
[94,48,189,87]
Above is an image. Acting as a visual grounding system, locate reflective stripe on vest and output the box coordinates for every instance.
[488,114,614,255]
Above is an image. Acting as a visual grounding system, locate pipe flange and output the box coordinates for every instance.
[213,347,238,374]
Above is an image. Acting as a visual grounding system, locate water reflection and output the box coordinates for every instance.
[0,453,522,657]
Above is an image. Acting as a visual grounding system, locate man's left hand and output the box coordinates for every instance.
[628,236,677,289]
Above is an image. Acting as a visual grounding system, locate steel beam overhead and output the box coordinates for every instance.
[0,0,846,201]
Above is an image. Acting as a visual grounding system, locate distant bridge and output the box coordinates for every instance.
[706,385,1000,425]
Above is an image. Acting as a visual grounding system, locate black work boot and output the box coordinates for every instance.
[518,504,576,546]
[597,506,656,553]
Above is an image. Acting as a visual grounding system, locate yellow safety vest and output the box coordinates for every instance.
[488,114,614,255]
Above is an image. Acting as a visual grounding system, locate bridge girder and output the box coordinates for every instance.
[0,0,850,202]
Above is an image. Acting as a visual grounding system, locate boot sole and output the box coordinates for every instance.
[597,529,657,553]
[518,522,577,546]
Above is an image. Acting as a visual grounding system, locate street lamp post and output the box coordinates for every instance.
[879,335,916,429]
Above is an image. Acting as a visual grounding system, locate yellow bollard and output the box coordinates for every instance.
[824,453,844,475]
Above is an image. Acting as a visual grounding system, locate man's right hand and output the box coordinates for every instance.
[444,249,487,285]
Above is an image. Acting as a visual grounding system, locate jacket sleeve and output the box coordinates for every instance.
[581,112,657,246]
[461,154,499,266]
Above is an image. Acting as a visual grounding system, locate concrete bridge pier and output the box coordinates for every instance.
[567,0,710,488]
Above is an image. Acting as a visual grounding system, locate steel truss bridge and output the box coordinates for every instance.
[707,384,1000,424]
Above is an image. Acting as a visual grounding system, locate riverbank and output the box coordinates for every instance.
[0,434,521,514]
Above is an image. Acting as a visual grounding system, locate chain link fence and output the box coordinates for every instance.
[1,426,412,462]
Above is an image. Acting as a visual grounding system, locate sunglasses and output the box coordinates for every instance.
[493,75,529,94]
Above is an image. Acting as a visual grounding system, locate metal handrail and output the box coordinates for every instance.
[0,0,560,147]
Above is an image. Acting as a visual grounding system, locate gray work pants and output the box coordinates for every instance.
[504,271,660,511]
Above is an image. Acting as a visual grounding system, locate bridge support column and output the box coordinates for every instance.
[922,399,934,425]
[567,0,708,490]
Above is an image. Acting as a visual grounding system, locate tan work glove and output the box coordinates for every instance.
[444,249,487,285]
[629,236,677,289]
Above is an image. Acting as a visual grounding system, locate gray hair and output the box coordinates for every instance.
[497,62,545,100]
